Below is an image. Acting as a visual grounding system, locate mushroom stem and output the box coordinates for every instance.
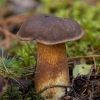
[34,43,69,99]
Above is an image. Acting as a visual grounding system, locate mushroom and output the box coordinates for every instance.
[17,14,84,100]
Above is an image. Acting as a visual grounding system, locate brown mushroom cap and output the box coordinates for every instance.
[17,14,84,45]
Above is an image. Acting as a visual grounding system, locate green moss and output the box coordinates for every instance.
[0,85,43,100]
[0,85,22,100]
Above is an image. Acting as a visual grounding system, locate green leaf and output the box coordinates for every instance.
[73,59,92,78]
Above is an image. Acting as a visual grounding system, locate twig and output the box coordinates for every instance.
[23,91,30,100]
[38,85,71,94]
[2,22,11,49]
[0,27,17,39]
[10,77,22,86]
[72,86,80,100]
[68,55,100,60]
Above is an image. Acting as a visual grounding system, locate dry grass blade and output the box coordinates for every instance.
[0,56,9,74]
[10,77,22,86]
[0,67,8,73]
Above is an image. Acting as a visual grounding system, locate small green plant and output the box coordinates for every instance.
[0,48,35,78]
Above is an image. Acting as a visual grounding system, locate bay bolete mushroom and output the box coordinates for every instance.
[17,14,84,100]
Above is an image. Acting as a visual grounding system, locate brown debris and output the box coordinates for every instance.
[0,13,33,49]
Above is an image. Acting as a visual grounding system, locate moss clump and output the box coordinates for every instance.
[0,85,22,100]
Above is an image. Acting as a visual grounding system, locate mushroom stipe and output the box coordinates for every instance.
[35,43,69,99]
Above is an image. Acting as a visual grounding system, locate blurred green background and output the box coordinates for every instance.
[0,0,100,74]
